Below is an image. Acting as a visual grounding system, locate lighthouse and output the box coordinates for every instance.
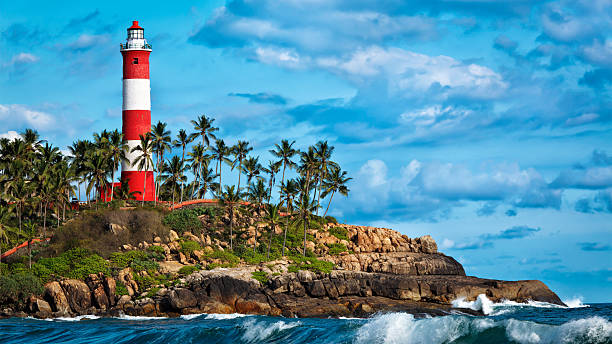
[120,21,155,201]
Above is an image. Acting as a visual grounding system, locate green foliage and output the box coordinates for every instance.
[178,265,198,275]
[115,280,128,296]
[0,272,43,305]
[109,250,162,273]
[179,240,201,256]
[251,271,268,285]
[327,243,347,255]
[328,227,348,241]
[146,287,160,298]
[288,255,334,274]
[162,207,216,235]
[325,216,338,224]
[32,248,110,282]
[147,245,165,255]
[233,245,267,264]
[206,250,240,266]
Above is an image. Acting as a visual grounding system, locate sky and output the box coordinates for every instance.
[1,0,611,302]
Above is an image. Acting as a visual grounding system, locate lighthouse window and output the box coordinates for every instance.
[133,58,139,64]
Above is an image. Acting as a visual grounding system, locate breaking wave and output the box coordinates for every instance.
[451,294,588,315]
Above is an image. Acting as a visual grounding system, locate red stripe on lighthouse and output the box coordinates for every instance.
[120,171,156,201]
[122,50,150,79]
[122,110,151,140]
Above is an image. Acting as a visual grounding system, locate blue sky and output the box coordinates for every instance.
[1,0,611,302]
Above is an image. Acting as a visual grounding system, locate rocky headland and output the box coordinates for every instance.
[2,221,564,319]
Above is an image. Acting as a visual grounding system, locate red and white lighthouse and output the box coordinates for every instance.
[120,21,155,201]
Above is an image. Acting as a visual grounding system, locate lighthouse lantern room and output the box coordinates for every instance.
[120,21,155,201]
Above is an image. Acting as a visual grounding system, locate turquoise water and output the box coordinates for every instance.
[1,302,611,343]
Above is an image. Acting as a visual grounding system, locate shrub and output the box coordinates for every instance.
[288,256,334,274]
[325,216,338,224]
[116,281,129,296]
[251,271,268,285]
[233,246,267,265]
[0,272,43,305]
[327,243,347,255]
[32,248,109,282]
[110,250,162,273]
[180,241,201,256]
[162,209,203,235]
[328,227,348,241]
[147,245,165,255]
[178,265,198,276]
[47,209,168,258]
[207,250,240,266]
[146,287,160,298]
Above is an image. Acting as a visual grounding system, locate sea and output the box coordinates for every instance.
[1,296,610,343]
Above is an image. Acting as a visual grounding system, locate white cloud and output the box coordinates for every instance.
[359,159,388,187]
[317,46,507,99]
[0,104,54,130]
[0,130,20,141]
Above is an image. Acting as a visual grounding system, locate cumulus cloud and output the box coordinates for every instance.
[343,159,561,221]
[552,150,612,189]
[0,130,20,141]
[0,104,54,130]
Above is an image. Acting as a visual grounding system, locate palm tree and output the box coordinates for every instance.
[0,206,15,267]
[190,114,218,149]
[211,139,232,195]
[187,143,206,199]
[314,141,338,215]
[196,164,218,199]
[263,160,281,202]
[293,192,318,257]
[298,146,319,199]
[261,203,281,260]
[270,140,298,196]
[163,156,186,206]
[279,179,299,256]
[85,152,109,207]
[131,133,155,205]
[173,129,193,202]
[68,140,88,202]
[321,167,352,217]
[247,179,268,251]
[243,156,263,187]
[152,121,172,203]
[218,185,243,250]
[22,220,37,269]
[107,130,128,202]
[231,140,252,193]
[114,179,138,200]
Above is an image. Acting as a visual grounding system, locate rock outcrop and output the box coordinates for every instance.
[1,226,566,319]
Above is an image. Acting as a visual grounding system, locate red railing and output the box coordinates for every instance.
[1,238,51,260]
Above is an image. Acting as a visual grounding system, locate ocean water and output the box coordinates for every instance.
[1,297,610,344]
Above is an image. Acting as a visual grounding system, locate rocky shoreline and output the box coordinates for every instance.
[1,223,565,319]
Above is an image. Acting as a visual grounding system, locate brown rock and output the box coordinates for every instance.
[60,279,91,313]
[104,277,117,306]
[44,281,70,314]
[169,288,197,309]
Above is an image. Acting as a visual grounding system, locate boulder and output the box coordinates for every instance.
[43,281,70,314]
[60,279,92,313]
[29,296,52,315]
[169,288,197,309]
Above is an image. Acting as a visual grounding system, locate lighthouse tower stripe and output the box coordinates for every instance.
[120,21,155,201]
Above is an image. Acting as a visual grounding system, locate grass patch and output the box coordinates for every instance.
[178,265,199,276]
[328,227,348,241]
[31,248,110,282]
[327,243,347,255]
[287,255,334,274]
[251,271,268,285]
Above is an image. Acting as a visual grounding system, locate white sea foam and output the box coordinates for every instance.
[180,313,251,320]
[114,314,167,320]
[51,315,100,321]
[563,296,589,308]
[241,318,300,342]
[451,294,586,315]
[354,312,612,344]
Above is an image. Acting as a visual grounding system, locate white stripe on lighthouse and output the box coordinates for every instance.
[122,139,153,172]
[122,79,151,111]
